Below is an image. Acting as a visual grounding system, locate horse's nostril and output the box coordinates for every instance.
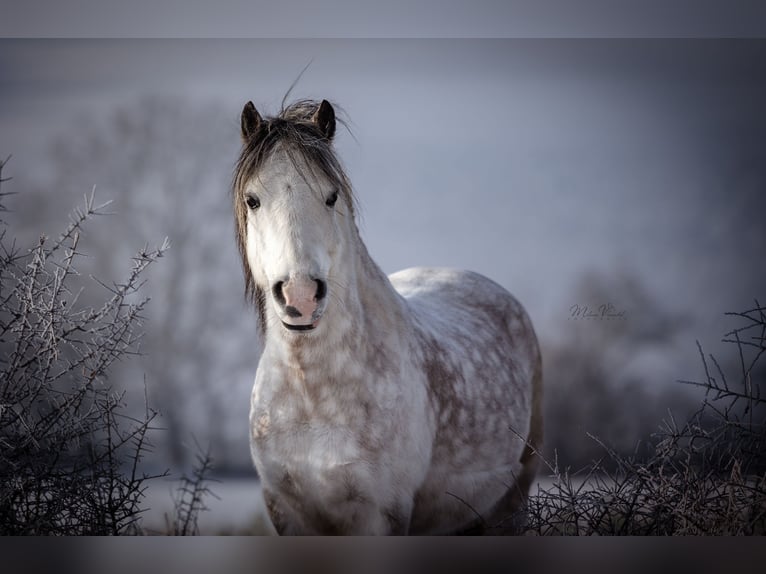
[272,281,286,306]
[315,279,327,301]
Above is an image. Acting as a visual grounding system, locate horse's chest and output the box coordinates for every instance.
[253,402,365,469]
[249,355,433,533]
[250,374,379,497]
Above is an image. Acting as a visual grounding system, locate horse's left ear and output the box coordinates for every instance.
[312,100,336,141]
[241,101,263,142]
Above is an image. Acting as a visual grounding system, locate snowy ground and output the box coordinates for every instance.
[139,476,564,535]
[139,476,276,535]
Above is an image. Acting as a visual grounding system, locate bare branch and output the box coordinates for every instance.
[0,164,170,534]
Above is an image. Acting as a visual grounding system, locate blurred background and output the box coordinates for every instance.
[1,39,765,529]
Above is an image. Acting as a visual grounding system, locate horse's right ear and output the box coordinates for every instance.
[241,101,263,141]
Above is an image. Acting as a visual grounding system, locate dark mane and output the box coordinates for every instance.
[232,99,355,330]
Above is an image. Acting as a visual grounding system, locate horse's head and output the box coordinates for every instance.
[234,99,355,334]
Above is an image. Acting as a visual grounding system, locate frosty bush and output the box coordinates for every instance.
[525,302,766,535]
[0,156,169,534]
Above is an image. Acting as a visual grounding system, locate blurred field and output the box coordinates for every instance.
[140,476,276,535]
[138,476,570,535]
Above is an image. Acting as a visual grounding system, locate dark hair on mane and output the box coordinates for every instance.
[232,99,355,327]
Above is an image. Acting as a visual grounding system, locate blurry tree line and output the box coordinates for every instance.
[540,269,713,469]
[8,95,725,475]
[527,300,766,535]
[13,96,260,472]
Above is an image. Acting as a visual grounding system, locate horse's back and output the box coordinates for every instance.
[391,267,526,325]
[389,267,543,533]
[390,267,538,369]
[389,267,540,415]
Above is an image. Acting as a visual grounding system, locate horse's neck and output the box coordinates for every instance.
[266,234,410,378]
[263,229,409,371]
[349,238,409,339]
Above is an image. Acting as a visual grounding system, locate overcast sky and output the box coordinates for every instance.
[2,0,765,37]
[1,39,765,384]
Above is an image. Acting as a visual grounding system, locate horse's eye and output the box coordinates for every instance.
[325,191,339,207]
[246,195,261,210]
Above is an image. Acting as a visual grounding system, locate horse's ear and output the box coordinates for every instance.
[311,100,336,141]
[241,101,263,141]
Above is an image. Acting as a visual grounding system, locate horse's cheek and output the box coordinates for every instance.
[245,226,268,285]
[327,212,350,265]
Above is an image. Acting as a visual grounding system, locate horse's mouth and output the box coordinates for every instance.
[281,321,317,332]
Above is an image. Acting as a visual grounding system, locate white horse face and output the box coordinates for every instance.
[243,148,349,333]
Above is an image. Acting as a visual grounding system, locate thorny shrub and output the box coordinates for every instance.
[524,302,766,535]
[0,156,170,534]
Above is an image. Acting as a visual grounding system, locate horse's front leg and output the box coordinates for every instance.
[262,488,298,535]
[264,487,413,535]
[319,494,414,535]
